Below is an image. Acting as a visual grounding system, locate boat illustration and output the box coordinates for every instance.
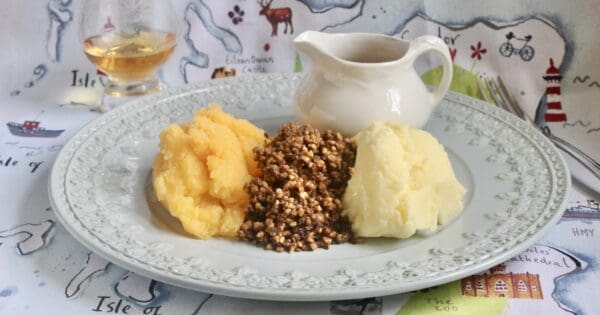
[6,120,64,138]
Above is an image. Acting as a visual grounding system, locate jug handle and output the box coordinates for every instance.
[406,35,453,106]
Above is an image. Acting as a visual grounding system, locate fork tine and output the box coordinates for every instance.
[489,79,515,114]
[484,79,499,106]
[490,79,518,115]
[496,76,534,123]
[485,79,511,112]
[481,77,525,120]
[477,78,494,104]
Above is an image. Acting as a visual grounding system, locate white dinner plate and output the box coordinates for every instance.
[49,73,570,301]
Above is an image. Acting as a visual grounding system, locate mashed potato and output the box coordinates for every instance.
[342,121,466,238]
[152,105,265,239]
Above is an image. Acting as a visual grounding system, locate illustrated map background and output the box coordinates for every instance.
[1,0,599,314]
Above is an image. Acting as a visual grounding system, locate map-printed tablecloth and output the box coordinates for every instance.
[1,1,599,314]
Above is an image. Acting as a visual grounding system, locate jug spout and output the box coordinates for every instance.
[294,31,337,65]
[295,31,412,69]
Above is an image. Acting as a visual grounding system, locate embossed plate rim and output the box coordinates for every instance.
[49,73,570,301]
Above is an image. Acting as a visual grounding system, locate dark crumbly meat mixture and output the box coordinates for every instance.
[237,123,357,252]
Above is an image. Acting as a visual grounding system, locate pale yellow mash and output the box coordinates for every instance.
[152,105,265,239]
[342,121,466,238]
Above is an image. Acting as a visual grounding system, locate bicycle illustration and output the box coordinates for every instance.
[499,32,535,61]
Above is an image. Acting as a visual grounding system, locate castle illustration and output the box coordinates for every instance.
[461,264,543,299]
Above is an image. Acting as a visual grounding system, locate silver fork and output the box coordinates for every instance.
[478,76,600,181]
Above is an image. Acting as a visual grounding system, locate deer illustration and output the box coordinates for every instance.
[258,0,293,37]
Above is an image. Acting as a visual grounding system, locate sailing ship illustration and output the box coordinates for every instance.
[6,120,64,138]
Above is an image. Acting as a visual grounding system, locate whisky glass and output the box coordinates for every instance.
[80,0,177,98]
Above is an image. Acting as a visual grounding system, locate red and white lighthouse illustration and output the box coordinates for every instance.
[542,58,567,122]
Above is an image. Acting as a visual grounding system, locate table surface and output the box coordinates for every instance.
[1,1,599,314]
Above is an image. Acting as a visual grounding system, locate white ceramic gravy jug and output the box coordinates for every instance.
[293,31,453,136]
